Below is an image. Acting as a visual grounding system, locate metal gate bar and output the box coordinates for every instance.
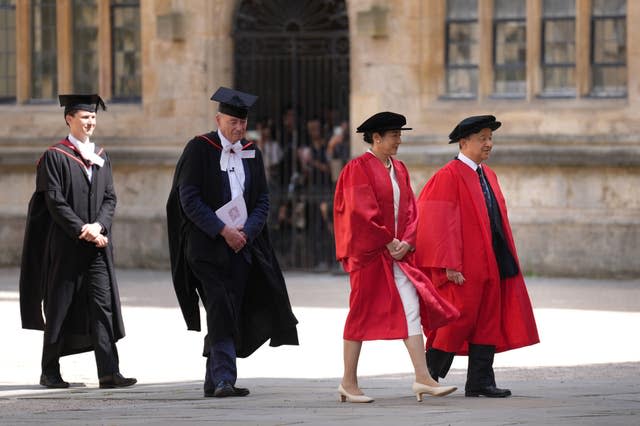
[233,1,349,272]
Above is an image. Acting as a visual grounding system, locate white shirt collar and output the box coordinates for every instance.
[218,129,242,148]
[217,128,245,196]
[67,133,105,168]
[68,133,91,149]
[217,129,229,146]
[457,152,480,171]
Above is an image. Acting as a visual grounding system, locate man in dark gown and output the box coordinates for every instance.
[166,87,299,398]
[20,94,136,389]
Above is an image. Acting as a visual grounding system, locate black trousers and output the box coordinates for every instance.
[41,251,119,378]
[194,250,250,390]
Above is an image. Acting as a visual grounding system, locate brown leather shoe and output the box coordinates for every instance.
[99,373,137,389]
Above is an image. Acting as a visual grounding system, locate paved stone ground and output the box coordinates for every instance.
[1,364,639,425]
[1,269,639,425]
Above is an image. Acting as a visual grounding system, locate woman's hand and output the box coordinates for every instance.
[387,239,412,260]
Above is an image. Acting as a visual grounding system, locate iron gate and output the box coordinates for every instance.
[233,0,350,271]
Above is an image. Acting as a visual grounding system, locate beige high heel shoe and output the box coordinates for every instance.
[412,382,457,401]
[338,384,374,403]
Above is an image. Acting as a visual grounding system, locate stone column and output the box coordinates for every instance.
[627,0,640,106]
[575,0,591,97]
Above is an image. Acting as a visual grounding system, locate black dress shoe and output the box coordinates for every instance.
[465,385,512,398]
[208,381,250,398]
[99,373,137,389]
[40,373,69,389]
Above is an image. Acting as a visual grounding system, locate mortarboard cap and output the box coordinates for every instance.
[356,111,412,133]
[210,87,258,119]
[448,115,501,143]
[59,94,106,116]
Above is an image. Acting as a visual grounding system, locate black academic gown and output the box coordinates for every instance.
[19,139,125,356]
[166,132,299,358]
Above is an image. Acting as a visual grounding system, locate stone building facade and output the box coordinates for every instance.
[0,0,638,277]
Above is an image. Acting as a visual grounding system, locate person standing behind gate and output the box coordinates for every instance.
[333,111,459,403]
[20,94,136,389]
[415,115,539,397]
[166,87,299,398]
[303,117,333,269]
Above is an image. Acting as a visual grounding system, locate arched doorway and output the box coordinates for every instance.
[233,0,350,271]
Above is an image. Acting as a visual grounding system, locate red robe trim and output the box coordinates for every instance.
[333,153,459,341]
[37,138,105,168]
[197,133,254,151]
[415,160,539,354]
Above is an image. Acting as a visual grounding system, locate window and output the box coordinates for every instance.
[591,0,626,97]
[437,0,628,102]
[541,0,576,97]
[445,0,478,98]
[73,0,99,93]
[0,0,16,102]
[111,0,141,100]
[493,0,526,98]
[7,0,140,103]
[31,0,57,100]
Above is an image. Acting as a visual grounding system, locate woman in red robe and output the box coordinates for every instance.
[333,112,459,403]
[415,115,539,398]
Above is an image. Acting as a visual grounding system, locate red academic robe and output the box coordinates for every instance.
[415,159,539,354]
[333,153,459,341]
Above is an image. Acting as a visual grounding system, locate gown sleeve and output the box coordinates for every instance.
[242,148,269,243]
[39,150,85,239]
[415,167,463,283]
[333,159,394,272]
[94,154,117,235]
[397,161,418,248]
[179,184,225,239]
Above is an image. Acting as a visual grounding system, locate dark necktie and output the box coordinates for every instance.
[477,165,520,279]
[477,166,492,210]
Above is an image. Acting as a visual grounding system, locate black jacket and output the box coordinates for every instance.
[166,132,298,358]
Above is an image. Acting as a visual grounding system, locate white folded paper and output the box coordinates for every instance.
[215,196,248,228]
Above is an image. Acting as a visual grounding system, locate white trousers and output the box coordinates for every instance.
[393,262,422,336]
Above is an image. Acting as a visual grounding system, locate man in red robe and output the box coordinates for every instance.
[415,115,539,398]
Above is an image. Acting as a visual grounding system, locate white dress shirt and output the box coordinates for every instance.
[457,151,480,171]
[218,129,246,200]
[68,133,105,181]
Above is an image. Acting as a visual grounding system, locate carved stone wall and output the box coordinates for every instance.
[1,0,639,277]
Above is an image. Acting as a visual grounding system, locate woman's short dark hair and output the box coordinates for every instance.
[363,130,388,144]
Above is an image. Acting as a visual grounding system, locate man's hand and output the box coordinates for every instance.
[221,225,247,253]
[446,268,465,285]
[79,223,103,241]
[79,222,107,248]
[93,234,109,248]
